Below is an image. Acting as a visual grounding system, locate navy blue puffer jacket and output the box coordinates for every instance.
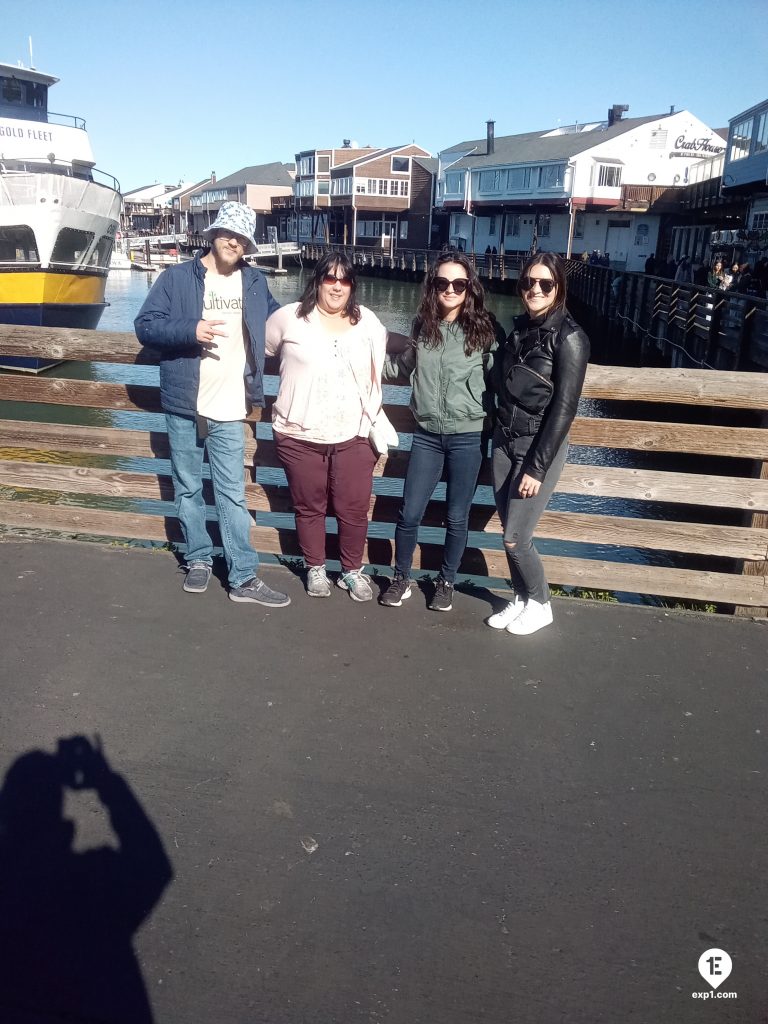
[134,254,280,416]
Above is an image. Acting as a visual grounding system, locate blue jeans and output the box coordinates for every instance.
[165,413,259,588]
[395,428,484,583]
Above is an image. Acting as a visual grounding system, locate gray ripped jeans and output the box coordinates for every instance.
[492,430,569,603]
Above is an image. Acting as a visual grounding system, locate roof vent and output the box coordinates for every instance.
[342,139,351,148]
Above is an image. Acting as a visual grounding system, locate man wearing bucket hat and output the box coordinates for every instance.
[135,202,291,608]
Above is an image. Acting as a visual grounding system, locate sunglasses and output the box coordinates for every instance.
[520,276,556,295]
[434,277,469,294]
[322,274,353,287]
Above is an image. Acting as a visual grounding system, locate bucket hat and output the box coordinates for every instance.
[202,202,258,253]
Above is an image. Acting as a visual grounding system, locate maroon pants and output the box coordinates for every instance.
[275,433,377,571]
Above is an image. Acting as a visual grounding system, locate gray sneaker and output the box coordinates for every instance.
[229,577,291,607]
[429,576,454,612]
[337,568,373,602]
[380,572,412,607]
[183,561,212,594]
[306,565,332,598]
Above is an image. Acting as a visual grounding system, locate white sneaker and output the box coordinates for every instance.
[306,565,332,598]
[337,568,374,602]
[486,596,525,629]
[505,599,553,635]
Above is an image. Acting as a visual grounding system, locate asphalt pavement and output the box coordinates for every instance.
[0,537,766,1024]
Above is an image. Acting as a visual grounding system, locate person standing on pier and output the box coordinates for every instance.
[134,202,290,608]
[379,251,503,612]
[265,253,388,603]
[487,252,589,636]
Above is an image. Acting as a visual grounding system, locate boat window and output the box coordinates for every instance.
[0,226,39,264]
[50,228,95,268]
[1,77,23,104]
[90,234,114,268]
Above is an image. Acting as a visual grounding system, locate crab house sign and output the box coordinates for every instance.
[670,135,725,159]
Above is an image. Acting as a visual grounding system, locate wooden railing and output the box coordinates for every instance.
[0,325,767,612]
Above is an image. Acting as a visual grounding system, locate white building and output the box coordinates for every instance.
[436,108,725,271]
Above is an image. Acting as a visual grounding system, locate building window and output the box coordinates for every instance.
[378,179,388,195]
[355,181,366,194]
[400,221,408,239]
[317,180,330,194]
[573,211,584,239]
[317,155,330,172]
[753,212,768,230]
[451,214,461,234]
[507,167,531,190]
[488,216,496,235]
[634,223,650,246]
[730,118,752,161]
[597,164,622,187]
[367,179,377,194]
[479,170,501,192]
[391,156,410,173]
[539,215,550,237]
[445,173,462,194]
[506,215,520,237]
[755,112,768,154]
[539,164,566,189]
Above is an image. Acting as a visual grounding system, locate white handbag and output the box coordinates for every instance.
[368,409,399,457]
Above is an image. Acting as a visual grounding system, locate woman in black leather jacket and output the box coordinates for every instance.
[487,252,590,635]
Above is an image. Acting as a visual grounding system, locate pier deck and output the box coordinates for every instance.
[1,536,765,1024]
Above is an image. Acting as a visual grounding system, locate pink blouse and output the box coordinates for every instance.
[265,302,387,444]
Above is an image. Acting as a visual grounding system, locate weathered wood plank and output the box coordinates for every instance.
[568,418,768,459]
[3,462,768,560]
[1,325,767,408]
[1,500,765,606]
[4,416,768,464]
[0,377,162,413]
[3,436,768,512]
[581,365,768,410]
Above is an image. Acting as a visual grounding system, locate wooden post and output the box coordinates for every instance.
[736,413,768,618]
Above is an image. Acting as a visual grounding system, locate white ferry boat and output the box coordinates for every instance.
[0,61,121,370]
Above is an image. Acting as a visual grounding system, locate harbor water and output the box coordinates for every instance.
[1,265,696,600]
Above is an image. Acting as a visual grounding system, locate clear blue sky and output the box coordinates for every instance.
[4,0,767,193]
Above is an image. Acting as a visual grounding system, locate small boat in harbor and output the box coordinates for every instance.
[0,60,121,371]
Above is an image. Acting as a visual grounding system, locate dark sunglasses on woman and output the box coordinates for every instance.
[434,277,469,294]
[520,275,556,295]
[322,274,353,287]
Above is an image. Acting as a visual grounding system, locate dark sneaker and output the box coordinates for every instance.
[183,561,212,594]
[306,565,332,598]
[380,572,412,607]
[336,568,373,602]
[229,577,291,607]
[429,577,454,612]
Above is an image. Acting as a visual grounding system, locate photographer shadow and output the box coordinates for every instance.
[0,736,173,1024]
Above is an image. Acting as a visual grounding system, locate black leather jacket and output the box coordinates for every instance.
[492,306,590,481]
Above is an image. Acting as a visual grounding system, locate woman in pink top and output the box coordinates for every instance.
[265,253,388,602]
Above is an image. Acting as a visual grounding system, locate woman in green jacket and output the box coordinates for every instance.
[380,251,502,612]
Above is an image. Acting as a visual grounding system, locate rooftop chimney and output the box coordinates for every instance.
[486,120,495,155]
[669,105,675,114]
[607,104,629,127]
[211,171,216,183]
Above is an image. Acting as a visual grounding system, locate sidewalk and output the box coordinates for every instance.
[0,537,765,1024]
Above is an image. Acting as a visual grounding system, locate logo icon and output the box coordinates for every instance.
[698,949,732,989]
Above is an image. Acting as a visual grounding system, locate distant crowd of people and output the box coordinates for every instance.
[642,252,768,297]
